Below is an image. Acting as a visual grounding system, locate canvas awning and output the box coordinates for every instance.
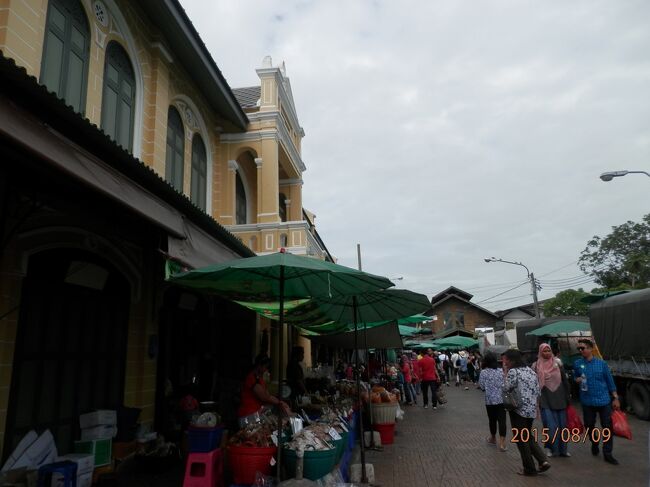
[0,93,245,269]
[308,322,404,349]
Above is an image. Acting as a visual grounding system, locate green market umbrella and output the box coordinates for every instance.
[407,340,437,349]
[398,325,418,337]
[433,336,479,349]
[236,289,430,335]
[526,320,591,336]
[397,314,432,325]
[167,251,394,477]
[168,251,393,300]
[580,290,630,304]
[415,328,433,335]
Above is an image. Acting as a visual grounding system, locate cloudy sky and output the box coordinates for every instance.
[181,0,650,310]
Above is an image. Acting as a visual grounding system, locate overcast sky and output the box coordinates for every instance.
[181,0,650,311]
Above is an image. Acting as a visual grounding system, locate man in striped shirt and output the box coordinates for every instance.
[574,338,620,465]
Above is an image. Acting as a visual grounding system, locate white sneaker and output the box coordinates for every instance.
[433,406,437,410]
[424,405,428,409]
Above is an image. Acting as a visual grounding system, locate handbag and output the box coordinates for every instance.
[566,404,584,433]
[436,389,448,404]
[502,370,520,411]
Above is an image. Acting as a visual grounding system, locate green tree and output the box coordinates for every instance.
[542,288,590,317]
[578,214,650,289]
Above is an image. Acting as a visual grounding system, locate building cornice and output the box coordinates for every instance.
[226,220,309,233]
[221,114,307,174]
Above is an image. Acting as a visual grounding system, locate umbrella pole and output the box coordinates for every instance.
[353,296,369,484]
[364,321,380,451]
[277,267,285,479]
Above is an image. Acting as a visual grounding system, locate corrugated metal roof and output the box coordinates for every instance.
[232,86,261,109]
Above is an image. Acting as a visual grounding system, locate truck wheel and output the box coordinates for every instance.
[628,383,650,420]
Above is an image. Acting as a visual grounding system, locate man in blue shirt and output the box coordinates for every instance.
[574,338,620,465]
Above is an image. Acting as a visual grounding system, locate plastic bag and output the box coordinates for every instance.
[566,404,584,433]
[611,410,632,440]
[395,405,404,421]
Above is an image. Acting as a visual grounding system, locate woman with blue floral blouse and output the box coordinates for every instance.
[503,349,551,477]
[478,352,508,451]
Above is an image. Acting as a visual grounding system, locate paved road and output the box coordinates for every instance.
[366,384,649,487]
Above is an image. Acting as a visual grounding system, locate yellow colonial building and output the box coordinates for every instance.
[222,57,332,261]
[0,0,330,459]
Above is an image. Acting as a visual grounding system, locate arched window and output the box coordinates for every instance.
[279,193,287,222]
[235,172,247,225]
[101,42,135,151]
[165,107,184,192]
[190,134,207,211]
[40,0,90,114]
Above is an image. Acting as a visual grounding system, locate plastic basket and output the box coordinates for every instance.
[227,445,277,485]
[374,423,395,445]
[188,425,224,453]
[371,402,397,424]
[283,447,337,480]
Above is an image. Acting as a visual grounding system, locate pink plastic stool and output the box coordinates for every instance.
[183,448,223,487]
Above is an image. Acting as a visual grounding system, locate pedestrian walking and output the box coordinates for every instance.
[532,342,571,457]
[417,348,440,409]
[467,354,477,384]
[478,352,508,452]
[399,354,414,405]
[502,349,551,477]
[450,350,461,386]
[459,351,469,390]
[438,351,450,385]
[574,338,620,465]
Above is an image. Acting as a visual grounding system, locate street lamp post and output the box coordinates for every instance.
[600,170,650,182]
[484,257,541,318]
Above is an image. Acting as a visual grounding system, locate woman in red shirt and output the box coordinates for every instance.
[238,354,289,426]
[400,354,414,405]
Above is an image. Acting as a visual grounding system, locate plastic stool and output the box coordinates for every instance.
[37,461,78,487]
[183,448,223,487]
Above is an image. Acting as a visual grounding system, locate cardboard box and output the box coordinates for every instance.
[79,410,117,429]
[80,424,117,441]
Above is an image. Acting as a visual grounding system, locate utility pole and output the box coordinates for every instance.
[357,243,362,271]
[484,257,541,318]
[530,272,540,318]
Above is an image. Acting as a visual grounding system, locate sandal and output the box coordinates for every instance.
[538,461,551,473]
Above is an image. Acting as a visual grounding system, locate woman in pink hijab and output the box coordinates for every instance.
[532,343,571,457]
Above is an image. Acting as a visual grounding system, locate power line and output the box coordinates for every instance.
[465,279,531,293]
[537,261,579,278]
[481,293,531,305]
[476,281,531,304]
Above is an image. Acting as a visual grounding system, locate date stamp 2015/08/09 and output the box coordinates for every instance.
[510,427,611,444]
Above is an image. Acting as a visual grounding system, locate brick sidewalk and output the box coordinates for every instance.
[365,385,649,487]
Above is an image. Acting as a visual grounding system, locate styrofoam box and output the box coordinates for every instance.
[57,454,94,473]
[80,425,117,441]
[52,471,92,487]
[79,410,117,429]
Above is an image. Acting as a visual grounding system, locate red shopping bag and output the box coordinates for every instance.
[611,410,632,440]
[566,404,584,433]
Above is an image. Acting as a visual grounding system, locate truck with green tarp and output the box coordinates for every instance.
[589,289,650,420]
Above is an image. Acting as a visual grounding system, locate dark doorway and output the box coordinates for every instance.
[4,248,130,457]
[155,289,256,435]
